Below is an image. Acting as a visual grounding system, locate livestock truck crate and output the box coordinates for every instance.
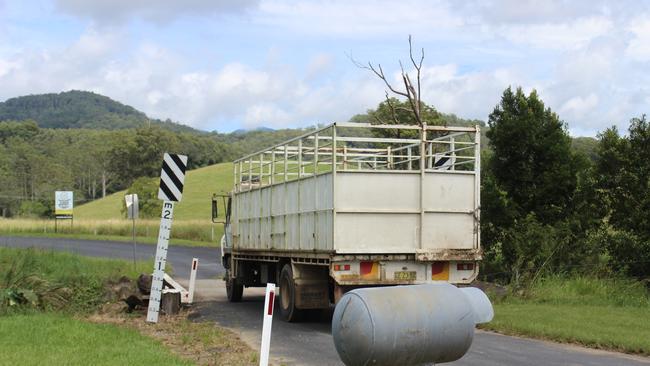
[213,122,482,321]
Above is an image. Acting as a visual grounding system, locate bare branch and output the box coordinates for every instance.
[385,92,400,124]
[349,36,426,127]
[408,34,424,123]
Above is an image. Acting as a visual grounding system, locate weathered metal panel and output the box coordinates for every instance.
[422,213,475,249]
[335,172,419,211]
[300,212,315,250]
[286,213,300,250]
[335,213,419,253]
[423,173,475,213]
[272,215,285,249]
[314,211,331,250]
[234,174,336,252]
[332,171,479,254]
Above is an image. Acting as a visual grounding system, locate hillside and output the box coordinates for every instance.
[0,90,199,133]
[75,162,233,221]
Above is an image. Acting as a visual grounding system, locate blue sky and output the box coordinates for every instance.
[1,0,649,135]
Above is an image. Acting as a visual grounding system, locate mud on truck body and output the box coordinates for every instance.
[213,122,481,322]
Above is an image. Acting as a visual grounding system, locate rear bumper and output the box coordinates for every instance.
[330,258,479,286]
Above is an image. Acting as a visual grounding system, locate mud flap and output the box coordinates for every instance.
[291,263,330,309]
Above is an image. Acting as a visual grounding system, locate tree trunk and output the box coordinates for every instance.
[102,171,107,198]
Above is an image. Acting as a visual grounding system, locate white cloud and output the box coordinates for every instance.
[256,0,464,39]
[55,0,258,24]
[0,28,386,131]
[560,93,599,119]
[416,64,526,120]
[496,17,613,50]
[625,15,650,61]
[3,0,650,136]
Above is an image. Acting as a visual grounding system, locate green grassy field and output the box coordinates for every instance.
[484,276,650,355]
[75,162,234,220]
[0,163,233,246]
[0,313,191,366]
[0,248,184,364]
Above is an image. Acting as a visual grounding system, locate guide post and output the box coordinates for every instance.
[146,153,188,323]
[125,193,139,270]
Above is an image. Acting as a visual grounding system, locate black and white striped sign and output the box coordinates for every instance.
[158,153,187,202]
[147,153,188,323]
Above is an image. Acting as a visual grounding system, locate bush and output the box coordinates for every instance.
[121,177,162,219]
[17,201,49,218]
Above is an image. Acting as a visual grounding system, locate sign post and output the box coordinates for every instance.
[125,194,139,269]
[146,153,188,323]
[54,191,74,233]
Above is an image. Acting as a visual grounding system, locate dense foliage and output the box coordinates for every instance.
[481,87,649,282]
[0,102,312,217]
[0,90,198,133]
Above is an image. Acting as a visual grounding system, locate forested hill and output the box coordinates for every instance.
[0,90,199,133]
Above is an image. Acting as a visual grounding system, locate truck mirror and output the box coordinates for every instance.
[211,195,219,223]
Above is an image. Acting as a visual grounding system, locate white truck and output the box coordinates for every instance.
[213,122,481,321]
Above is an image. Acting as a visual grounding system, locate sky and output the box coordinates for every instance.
[1,1,649,136]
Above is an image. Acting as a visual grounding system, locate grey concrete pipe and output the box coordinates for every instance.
[331,283,494,366]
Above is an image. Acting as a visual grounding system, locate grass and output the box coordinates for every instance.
[483,275,650,355]
[0,163,233,246]
[0,218,223,247]
[0,247,151,313]
[0,247,256,365]
[76,162,234,221]
[0,313,191,366]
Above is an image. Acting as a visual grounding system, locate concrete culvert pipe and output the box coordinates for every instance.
[331,283,494,366]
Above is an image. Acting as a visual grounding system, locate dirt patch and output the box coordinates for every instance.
[88,303,258,365]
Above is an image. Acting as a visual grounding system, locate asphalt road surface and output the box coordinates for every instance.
[3,235,649,366]
[0,236,222,279]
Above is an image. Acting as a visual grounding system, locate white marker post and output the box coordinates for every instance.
[259,283,276,366]
[186,258,198,304]
[146,153,188,323]
[146,201,174,323]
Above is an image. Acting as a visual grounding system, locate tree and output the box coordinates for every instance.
[485,87,578,224]
[107,127,181,189]
[481,87,582,284]
[593,116,650,277]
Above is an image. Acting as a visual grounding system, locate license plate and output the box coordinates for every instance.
[394,271,417,281]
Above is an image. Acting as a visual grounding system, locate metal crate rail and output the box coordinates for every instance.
[234,123,480,193]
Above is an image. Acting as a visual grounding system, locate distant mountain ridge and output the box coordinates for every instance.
[0,90,200,133]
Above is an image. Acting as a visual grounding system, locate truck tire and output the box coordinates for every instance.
[279,264,303,322]
[226,270,243,302]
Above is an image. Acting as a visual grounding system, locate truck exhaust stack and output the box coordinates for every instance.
[331,283,493,366]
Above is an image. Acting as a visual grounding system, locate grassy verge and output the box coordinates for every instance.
[0,218,222,247]
[0,247,255,365]
[482,276,650,355]
[0,247,151,313]
[89,313,258,365]
[0,231,215,248]
[0,313,191,366]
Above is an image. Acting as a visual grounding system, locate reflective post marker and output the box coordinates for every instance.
[146,153,187,324]
[186,258,199,304]
[259,283,276,366]
[146,201,174,323]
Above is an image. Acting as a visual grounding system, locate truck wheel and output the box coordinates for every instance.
[279,264,303,322]
[226,270,243,302]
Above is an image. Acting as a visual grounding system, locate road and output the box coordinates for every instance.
[0,236,222,279]
[3,235,649,366]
